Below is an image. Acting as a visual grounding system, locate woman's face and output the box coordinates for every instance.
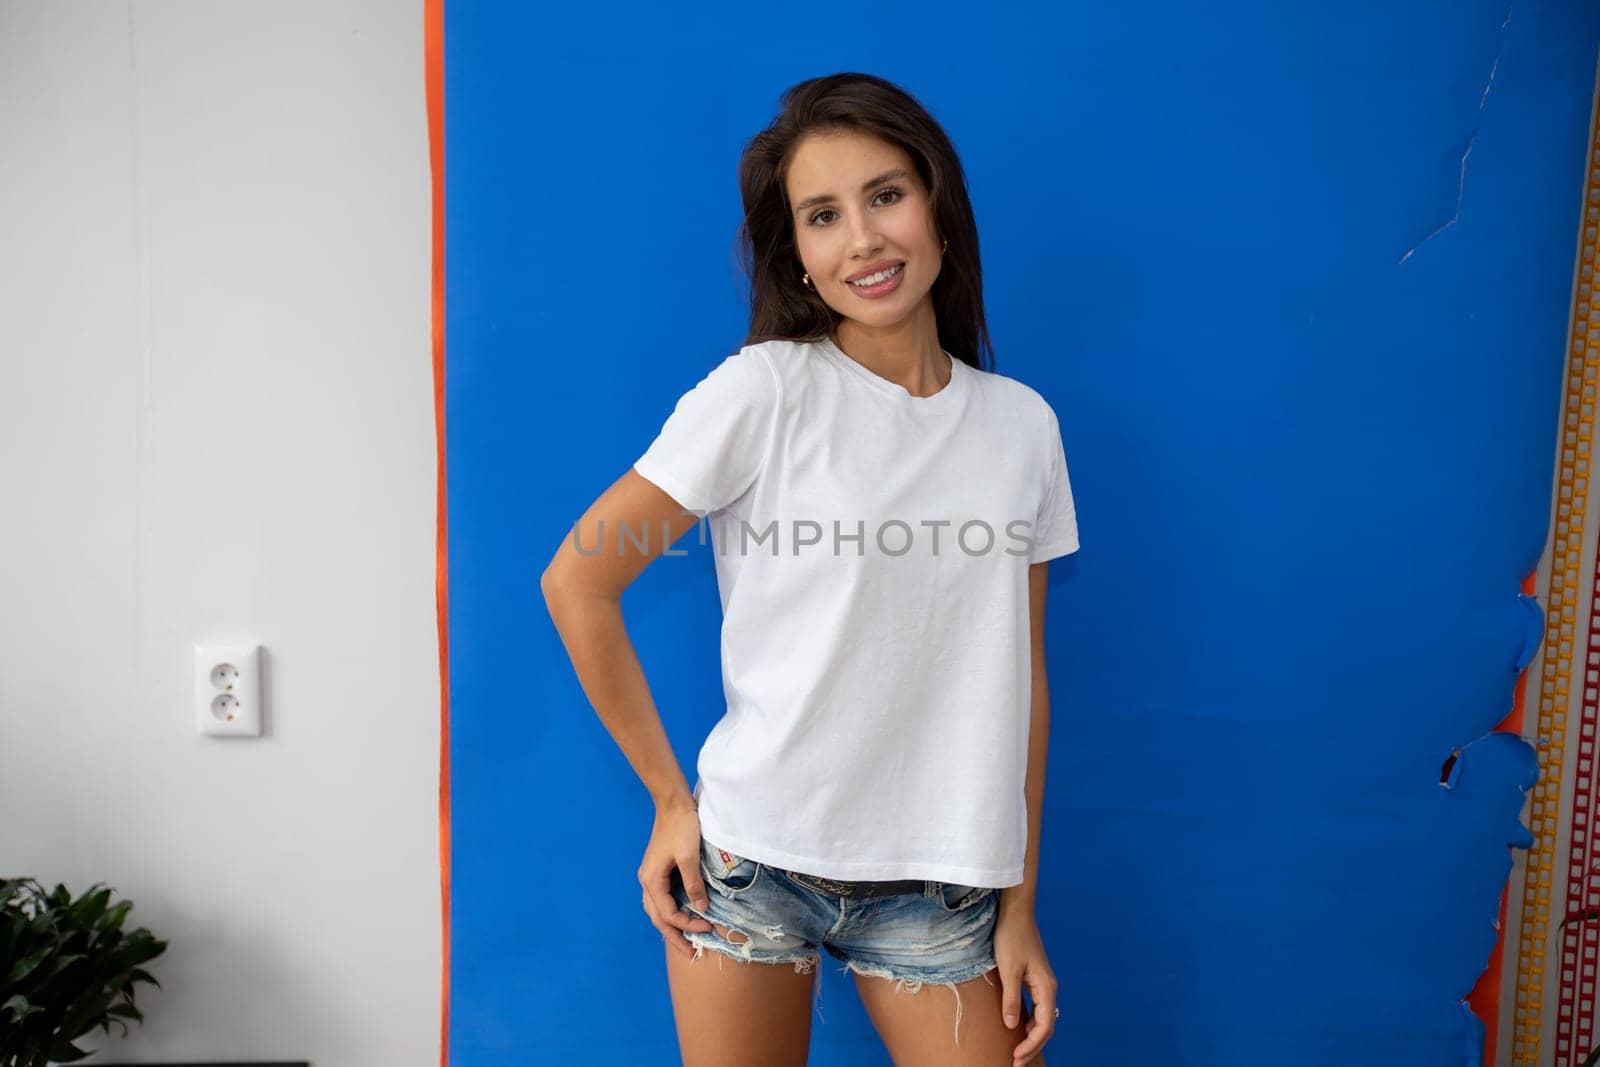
[784,129,942,331]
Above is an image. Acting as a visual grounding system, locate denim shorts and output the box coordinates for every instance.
[668,836,1001,1046]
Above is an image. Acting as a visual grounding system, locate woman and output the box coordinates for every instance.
[540,72,1077,1066]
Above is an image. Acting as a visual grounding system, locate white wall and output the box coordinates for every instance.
[0,3,440,1063]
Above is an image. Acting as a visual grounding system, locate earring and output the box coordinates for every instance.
[941,238,948,254]
[803,272,813,290]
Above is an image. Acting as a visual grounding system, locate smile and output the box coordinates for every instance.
[847,262,905,298]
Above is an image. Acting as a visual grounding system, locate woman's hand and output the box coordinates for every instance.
[640,796,715,958]
[994,907,1059,1066]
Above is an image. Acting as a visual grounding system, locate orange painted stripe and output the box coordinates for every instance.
[424,0,450,1065]
[1466,569,1537,1067]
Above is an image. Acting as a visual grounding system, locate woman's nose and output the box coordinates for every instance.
[846,216,884,257]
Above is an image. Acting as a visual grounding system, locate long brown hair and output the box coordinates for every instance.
[734,73,995,372]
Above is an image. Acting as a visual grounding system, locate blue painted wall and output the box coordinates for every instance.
[446,3,1598,1063]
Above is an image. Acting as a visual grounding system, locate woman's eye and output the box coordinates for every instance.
[808,188,904,227]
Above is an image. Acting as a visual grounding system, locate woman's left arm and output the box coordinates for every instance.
[994,559,1060,1064]
[1002,560,1052,920]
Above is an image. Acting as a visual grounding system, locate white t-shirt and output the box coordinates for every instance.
[632,335,1079,887]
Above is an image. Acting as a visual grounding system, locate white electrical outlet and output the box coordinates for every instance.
[195,643,262,737]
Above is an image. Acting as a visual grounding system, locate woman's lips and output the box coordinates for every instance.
[846,262,905,299]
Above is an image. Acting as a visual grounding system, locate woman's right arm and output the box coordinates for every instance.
[540,466,704,807]
[538,467,715,955]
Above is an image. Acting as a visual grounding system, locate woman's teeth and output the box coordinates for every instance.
[850,263,903,287]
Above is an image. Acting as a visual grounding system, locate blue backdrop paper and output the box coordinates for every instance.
[446,3,1597,1063]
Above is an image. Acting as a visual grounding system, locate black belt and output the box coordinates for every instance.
[781,869,927,899]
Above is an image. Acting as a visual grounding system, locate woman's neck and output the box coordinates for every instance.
[832,313,948,398]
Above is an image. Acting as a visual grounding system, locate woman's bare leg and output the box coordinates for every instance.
[853,966,1042,1065]
[664,921,818,1067]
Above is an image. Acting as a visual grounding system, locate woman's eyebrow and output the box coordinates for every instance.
[793,168,909,215]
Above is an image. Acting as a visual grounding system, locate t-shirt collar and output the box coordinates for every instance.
[816,335,968,415]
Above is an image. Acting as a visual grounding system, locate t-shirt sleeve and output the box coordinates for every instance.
[632,346,780,515]
[1030,401,1081,563]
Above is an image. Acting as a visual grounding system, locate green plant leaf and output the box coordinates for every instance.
[101,900,132,931]
[44,952,87,977]
[62,990,114,1037]
[4,950,48,986]
[71,886,112,928]
[123,936,168,967]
